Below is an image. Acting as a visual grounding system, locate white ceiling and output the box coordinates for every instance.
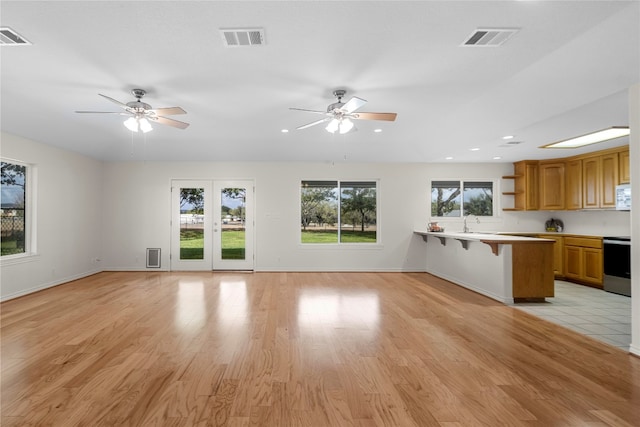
[1,1,638,163]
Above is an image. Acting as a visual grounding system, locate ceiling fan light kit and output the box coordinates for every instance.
[124,116,152,133]
[290,89,397,134]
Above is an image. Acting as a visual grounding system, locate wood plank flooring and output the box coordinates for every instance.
[1,271,639,426]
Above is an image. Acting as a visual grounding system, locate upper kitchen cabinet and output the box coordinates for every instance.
[582,151,619,209]
[582,155,601,209]
[503,160,539,211]
[619,149,630,184]
[504,145,627,212]
[539,161,565,210]
[600,152,619,208]
[565,159,582,210]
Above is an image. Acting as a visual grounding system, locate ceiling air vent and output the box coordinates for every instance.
[461,28,519,47]
[499,141,524,148]
[0,27,31,46]
[221,28,265,47]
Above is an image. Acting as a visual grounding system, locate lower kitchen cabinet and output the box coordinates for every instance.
[563,237,603,287]
[539,234,564,277]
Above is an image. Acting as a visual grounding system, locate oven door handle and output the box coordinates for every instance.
[603,239,631,245]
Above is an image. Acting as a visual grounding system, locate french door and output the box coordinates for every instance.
[171,180,254,271]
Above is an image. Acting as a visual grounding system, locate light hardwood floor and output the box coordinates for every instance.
[1,271,639,426]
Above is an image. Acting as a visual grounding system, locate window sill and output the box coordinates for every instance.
[298,243,384,250]
[1,253,40,266]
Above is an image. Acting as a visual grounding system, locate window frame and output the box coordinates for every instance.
[300,179,380,245]
[430,179,498,219]
[1,158,37,264]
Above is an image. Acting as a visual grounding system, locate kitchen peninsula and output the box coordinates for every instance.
[414,231,555,304]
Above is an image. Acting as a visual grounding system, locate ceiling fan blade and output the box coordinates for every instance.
[296,118,329,130]
[289,107,328,115]
[98,93,129,109]
[341,96,367,113]
[75,110,128,115]
[150,107,186,116]
[151,115,190,129]
[353,112,397,121]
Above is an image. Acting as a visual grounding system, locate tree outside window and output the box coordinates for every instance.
[301,180,377,244]
[431,180,494,217]
[1,161,27,256]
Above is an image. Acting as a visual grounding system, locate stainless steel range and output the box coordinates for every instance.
[603,236,631,297]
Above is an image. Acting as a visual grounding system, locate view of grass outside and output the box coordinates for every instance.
[220,230,246,259]
[301,229,376,243]
[179,229,204,259]
[180,229,245,260]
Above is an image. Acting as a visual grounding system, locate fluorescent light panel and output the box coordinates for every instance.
[541,127,629,149]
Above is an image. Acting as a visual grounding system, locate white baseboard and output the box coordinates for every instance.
[1,268,102,302]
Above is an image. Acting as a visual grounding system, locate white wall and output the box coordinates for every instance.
[1,132,104,301]
[629,83,639,356]
[101,161,526,271]
[101,160,632,272]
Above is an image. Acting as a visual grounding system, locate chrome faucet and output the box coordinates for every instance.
[463,215,480,233]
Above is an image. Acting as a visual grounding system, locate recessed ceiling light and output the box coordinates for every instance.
[470,148,480,151]
[541,126,630,149]
[445,156,454,160]
[281,129,289,133]
[374,129,382,133]
[493,156,502,160]
[502,135,514,140]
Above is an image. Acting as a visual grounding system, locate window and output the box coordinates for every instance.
[301,180,377,243]
[1,160,29,256]
[431,180,494,217]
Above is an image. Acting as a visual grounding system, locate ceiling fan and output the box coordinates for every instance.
[76,89,189,133]
[290,89,397,134]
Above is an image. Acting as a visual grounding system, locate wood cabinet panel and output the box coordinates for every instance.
[539,162,565,210]
[600,153,619,208]
[539,234,564,277]
[619,149,630,184]
[564,246,582,280]
[583,248,603,287]
[565,159,582,210]
[563,236,603,287]
[582,156,600,209]
[504,160,539,211]
[525,162,539,210]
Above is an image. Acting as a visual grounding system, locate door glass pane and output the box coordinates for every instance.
[221,187,246,260]
[179,188,205,260]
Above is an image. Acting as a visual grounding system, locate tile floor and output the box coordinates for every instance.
[514,280,631,350]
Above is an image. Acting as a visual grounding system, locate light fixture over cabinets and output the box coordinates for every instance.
[541,126,630,149]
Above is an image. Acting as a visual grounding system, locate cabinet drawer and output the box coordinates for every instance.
[564,237,602,249]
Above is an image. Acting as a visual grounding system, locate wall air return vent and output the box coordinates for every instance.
[221,28,265,47]
[146,248,161,268]
[461,28,519,47]
[0,27,31,46]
